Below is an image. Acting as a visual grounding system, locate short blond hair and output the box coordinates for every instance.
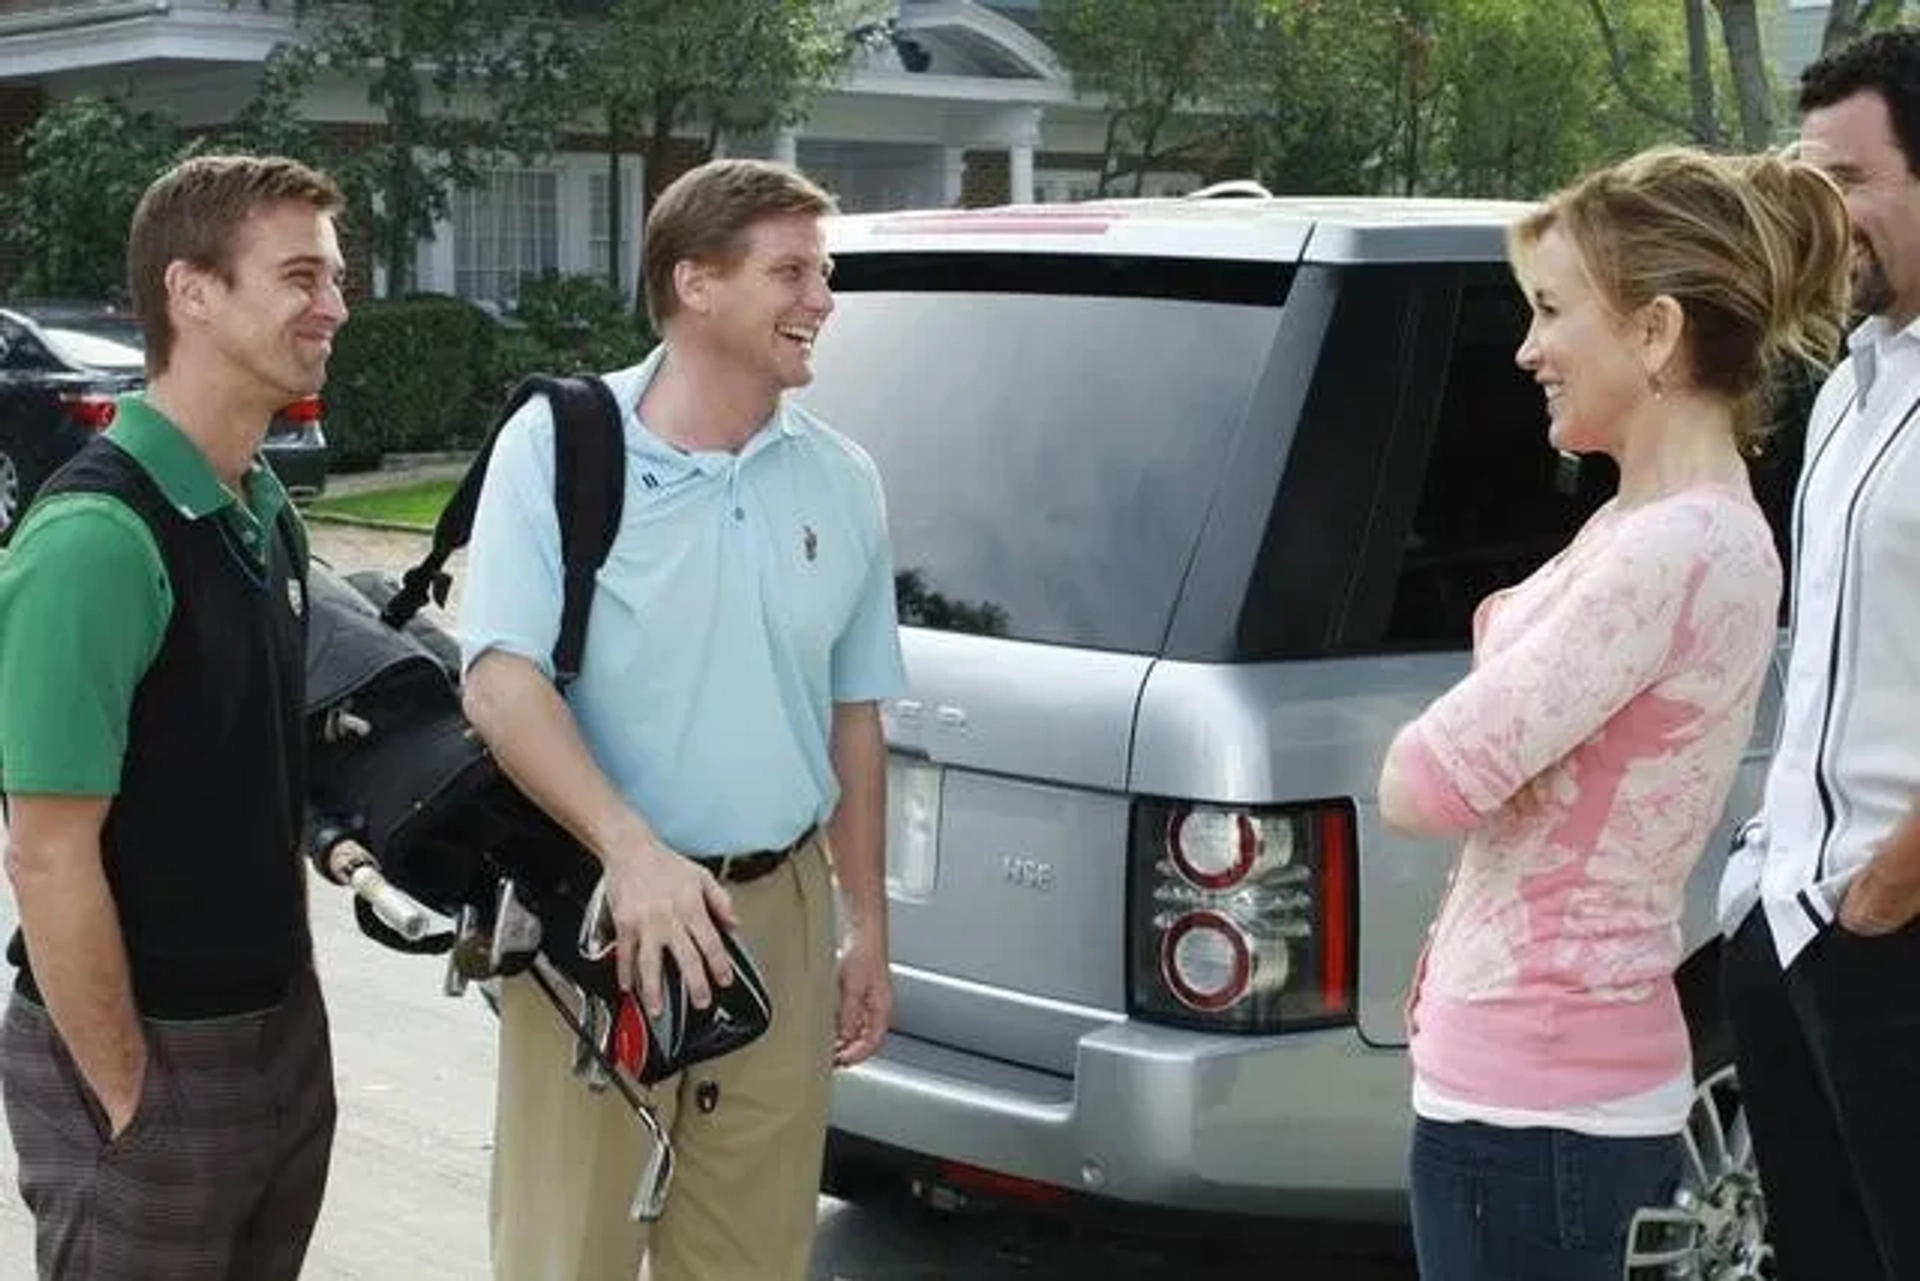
[643,159,836,330]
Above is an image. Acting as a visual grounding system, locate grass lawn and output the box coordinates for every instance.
[305,478,457,529]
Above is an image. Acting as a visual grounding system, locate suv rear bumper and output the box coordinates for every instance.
[828,1023,1412,1223]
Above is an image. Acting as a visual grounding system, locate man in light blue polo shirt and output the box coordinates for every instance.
[459,159,905,1281]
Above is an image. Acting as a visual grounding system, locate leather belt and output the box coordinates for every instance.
[695,824,818,885]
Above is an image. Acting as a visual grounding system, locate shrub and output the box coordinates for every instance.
[321,277,653,471]
[324,295,495,469]
[499,272,653,384]
[1,96,184,298]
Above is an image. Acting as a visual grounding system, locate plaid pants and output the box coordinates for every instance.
[0,969,336,1281]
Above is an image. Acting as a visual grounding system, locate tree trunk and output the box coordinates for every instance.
[1401,58,1422,195]
[1684,0,1721,148]
[1824,0,1864,54]
[632,91,682,322]
[1820,0,1893,55]
[1096,111,1123,197]
[1585,0,1711,143]
[1399,14,1432,195]
[379,57,422,299]
[605,134,622,295]
[1718,0,1772,149]
[384,153,417,299]
[1133,100,1173,197]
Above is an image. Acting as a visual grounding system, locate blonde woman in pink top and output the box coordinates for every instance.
[1378,147,1850,1281]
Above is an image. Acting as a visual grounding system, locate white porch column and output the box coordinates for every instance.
[771,127,799,168]
[999,107,1043,205]
[941,145,967,207]
[1009,143,1035,204]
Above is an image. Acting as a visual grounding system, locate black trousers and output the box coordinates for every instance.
[0,968,336,1281]
[1722,906,1920,1281]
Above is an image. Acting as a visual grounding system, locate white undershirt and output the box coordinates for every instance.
[1412,1069,1696,1138]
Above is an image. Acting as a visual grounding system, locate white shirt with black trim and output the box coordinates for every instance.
[1719,315,1920,967]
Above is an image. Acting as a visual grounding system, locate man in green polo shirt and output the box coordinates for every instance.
[0,154,347,1281]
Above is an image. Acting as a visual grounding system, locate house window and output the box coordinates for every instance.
[454,168,559,305]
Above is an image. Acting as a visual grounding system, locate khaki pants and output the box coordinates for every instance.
[489,837,836,1281]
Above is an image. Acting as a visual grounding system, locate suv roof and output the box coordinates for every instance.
[828,194,1535,265]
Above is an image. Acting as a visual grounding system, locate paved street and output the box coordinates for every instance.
[0,517,1416,1280]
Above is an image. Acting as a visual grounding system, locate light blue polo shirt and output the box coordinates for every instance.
[458,345,907,858]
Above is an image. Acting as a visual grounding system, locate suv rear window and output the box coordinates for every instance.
[797,254,1289,653]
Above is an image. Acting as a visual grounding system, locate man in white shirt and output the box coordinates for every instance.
[1718,28,1920,1281]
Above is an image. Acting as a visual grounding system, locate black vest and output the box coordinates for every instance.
[9,437,310,1017]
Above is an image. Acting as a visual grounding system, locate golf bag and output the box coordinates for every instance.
[301,374,772,1119]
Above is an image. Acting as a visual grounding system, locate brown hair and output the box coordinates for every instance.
[643,158,837,331]
[1510,145,1851,452]
[128,153,344,375]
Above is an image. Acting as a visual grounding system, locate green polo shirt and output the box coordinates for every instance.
[0,396,301,796]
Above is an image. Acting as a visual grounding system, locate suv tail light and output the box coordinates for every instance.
[1128,798,1356,1033]
[58,392,118,431]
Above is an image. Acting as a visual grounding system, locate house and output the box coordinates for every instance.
[0,0,1207,304]
[1777,0,1838,83]
[1770,2,1920,92]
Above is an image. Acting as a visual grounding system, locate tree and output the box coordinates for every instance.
[1427,0,1683,197]
[1041,0,1246,196]
[236,0,571,298]
[1223,0,1687,200]
[220,43,330,166]
[1584,0,1775,149]
[1583,0,1721,145]
[0,96,186,298]
[1042,0,1693,202]
[1684,0,1721,148]
[554,0,877,305]
[1717,0,1771,148]
[1225,0,1400,195]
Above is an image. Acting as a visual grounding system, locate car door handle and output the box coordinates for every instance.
[934,705,967,728]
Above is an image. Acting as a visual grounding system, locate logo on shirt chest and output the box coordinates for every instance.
[286,576,305,618]
[803,524,817,563]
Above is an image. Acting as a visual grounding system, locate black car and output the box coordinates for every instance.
[0,303,330,535]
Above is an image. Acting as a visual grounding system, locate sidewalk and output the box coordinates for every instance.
[0,881,499,1281]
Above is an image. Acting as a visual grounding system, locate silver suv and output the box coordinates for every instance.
[796,193,1785,1275]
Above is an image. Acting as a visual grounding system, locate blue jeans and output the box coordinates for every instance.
[1409,1116,1680,1281]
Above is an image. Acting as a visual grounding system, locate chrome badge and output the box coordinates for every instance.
[1000,855,1055,892]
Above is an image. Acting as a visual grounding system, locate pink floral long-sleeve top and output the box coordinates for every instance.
[1388,485,1781,1112]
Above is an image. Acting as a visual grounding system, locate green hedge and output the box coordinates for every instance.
[322,278,653,472]
[507,271,653,376]
[324,296,497,471]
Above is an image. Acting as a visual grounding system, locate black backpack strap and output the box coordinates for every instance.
[380,373,625,689]
[381,375,555,631]
[544,375,625,688]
